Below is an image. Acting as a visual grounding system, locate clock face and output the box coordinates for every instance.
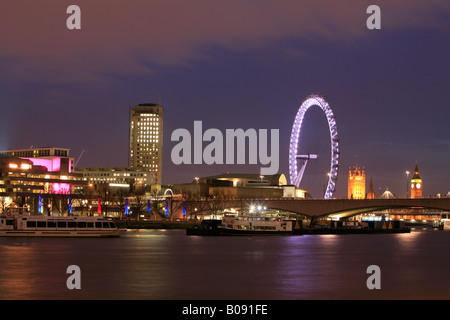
[411,183,414,189]
[416,183,421,189]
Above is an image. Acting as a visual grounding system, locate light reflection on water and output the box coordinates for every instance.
[0,243,36,299]
[0,229,449,300]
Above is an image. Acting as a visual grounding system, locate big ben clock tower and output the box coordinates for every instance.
[410,162,422,198]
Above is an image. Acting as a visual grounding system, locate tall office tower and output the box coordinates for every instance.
[129,104,163,185]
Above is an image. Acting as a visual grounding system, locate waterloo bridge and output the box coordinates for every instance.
[5,191,450,221]
[175,197,450,220]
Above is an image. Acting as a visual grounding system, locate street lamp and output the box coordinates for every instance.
[259,175,265,199]
[405,170,410,198]
[195,177,199,195]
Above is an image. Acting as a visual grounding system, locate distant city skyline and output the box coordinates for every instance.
[1,1,449,198]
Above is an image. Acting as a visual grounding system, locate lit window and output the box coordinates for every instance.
[21,164,31,170]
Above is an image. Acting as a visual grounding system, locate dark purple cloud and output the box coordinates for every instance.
[0,0,447,82]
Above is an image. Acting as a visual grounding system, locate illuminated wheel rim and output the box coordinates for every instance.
[289,94,340,199]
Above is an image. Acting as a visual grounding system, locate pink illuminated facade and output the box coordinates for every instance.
[51,183,71,195]
[0,148,88,214]
[0,155,88,215]
[0,147,74,173]
[21,157,72,173]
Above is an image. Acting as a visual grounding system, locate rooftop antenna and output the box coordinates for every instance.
[158,92,162,106]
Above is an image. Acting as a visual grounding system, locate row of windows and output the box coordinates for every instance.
[11,188,44,193]
[134,146,158,149]
[83,173,146,177]
[136,140,159,143]
[137,123,159,127]
[134,153,159,158]
[233,225,277,230]
[137,134,159,137]
[4,149,69,157]
[138,114,159,118]
[136,115,160,120]
[54,149,69,157]
[25,221,116,229]
[134,157,160,161]
[137,125,159,129]
[136,159,159,163]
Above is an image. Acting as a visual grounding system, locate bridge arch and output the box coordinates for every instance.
[250,198,450,219]
[177,198,450,219]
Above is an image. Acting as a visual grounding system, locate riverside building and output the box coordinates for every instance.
[129,103,163,185]
[74,103,164,190]
[0,152,87,213]
[0,147,74,173]
[171,173,307,199]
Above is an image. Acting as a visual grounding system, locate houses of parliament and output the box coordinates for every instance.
[348,161,423,199]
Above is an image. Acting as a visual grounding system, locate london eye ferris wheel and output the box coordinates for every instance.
[289,94,340,199]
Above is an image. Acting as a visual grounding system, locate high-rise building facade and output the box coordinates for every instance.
[410,162,422,199]
[129,104,163,185]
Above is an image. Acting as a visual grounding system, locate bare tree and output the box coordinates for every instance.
[51,192,71,216]
[208,191,227,219]
[118,191,129,220]
[97,185,114,217]
[169,192,194,221]
[44,196,52,216]
[147,189,166,220]
[192,193,212,221]
[77,185,96,216]
[175,191,212,222]
[0,197,7,214]
[131,195,151,220]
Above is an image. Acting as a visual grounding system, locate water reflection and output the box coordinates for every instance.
[0,243,37,299]
[0,229,449,299]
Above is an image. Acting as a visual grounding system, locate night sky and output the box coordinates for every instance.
[1,1,449,198]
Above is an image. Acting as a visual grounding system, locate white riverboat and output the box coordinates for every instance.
[217,212,295,235]
[440,219,450,230]
[0,207,126,237]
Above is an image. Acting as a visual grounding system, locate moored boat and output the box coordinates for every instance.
[0,207,126,237]
[216,213,295,236]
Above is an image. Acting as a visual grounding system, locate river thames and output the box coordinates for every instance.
[0,227,449,300]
